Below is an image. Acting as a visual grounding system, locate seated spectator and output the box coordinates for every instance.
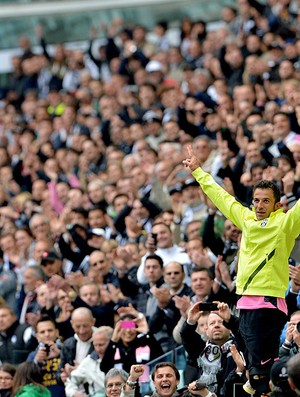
[65,326,113,397]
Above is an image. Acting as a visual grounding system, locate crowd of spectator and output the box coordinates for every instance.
[0,0,300,396]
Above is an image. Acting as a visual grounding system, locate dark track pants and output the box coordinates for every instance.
[239,308,287,376]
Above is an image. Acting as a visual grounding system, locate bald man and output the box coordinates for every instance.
[59,308,96,382]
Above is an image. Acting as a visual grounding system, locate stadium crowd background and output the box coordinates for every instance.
[0,0,300,396]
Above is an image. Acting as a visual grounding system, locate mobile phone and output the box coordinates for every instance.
[151,233,158,246]
[198,302,218,311]
[120,321,136,329]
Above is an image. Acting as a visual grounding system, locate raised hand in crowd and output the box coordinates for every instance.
[289,264,300,293]
[151,284,172,309]
[213,255,234,293]
[173,295,191,318]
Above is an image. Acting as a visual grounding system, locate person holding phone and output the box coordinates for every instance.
[181,301,246,397]
[100,313,163,373]
[183,144,299,395]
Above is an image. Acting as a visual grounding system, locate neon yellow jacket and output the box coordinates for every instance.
[192,168,300,298]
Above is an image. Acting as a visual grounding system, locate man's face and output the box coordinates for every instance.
[71,316,94,341]
[191,271,213,299]
[36,320,58,344]
[152,224,173,249]
[89,251,110,275]
[164,262,184,291]
[253,188,280,220]
[223,220,241,242]
[41,259,61,277]
[106,375,124,397]
[93,333,110,357]
[23,268,39,292]
[273,114,290,138]
[80,285,100,306]
[206,313,230,345]
[153,366,179,397]
[144,259,163,284]
[181,185,200,205]
[185,222,201,241]
[0,308,15,332]
[88,209,106,228]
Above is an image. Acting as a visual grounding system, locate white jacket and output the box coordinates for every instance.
[65,351,105,397]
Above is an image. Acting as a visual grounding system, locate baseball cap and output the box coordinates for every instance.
[270,358,290,390]
[88,228,106,237]
[145,60,164,73]
[142,110,161,123]
[40,251,60,265]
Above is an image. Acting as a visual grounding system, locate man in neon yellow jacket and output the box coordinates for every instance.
[183,145,300,396]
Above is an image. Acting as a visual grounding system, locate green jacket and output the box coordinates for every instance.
[16,384,51,397]
[192,168,300,298]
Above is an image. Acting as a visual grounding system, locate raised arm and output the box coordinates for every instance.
[183,145,249,229]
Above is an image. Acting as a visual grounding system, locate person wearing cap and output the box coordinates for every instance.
[180,178,207,235]
[270,357,296,397]
[183,144,300,395]
[142,110,165,150]
[145,60,165,85]
[40,251,63,279]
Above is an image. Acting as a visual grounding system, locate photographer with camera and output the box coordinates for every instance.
[27,315,65,397]
[280,310,300,359]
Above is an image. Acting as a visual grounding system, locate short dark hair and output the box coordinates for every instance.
[191,267,213,280]
[253,180,281,204]
[151,362,180,381]
[36,315,57,330]
[145,254,164,268]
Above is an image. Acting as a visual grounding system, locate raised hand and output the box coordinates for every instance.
[182,145,201,172]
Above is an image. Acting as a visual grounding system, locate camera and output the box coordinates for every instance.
[296,322,300,333]
[151,233,158,246]
[39,342,50,355]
